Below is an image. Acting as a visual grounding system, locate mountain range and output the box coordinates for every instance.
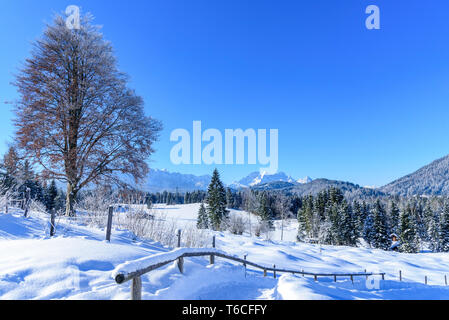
[380,154,449,196]
[144,170,313,192]
[144,153,449,196]
[145,169,211,192]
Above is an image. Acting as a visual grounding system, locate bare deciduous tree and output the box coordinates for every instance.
[13,14,161,216]
[274,194,292,241]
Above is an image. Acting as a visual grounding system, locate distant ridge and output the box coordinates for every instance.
[380,154,449,196]
[145,169,211,192]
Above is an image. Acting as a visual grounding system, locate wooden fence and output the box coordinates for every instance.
[113,234,386,300]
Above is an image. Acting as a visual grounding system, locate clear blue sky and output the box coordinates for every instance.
[1,1,449,186]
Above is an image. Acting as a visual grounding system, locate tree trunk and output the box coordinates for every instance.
[65,183,77,217]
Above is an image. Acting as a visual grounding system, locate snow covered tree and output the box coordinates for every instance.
[427,210,440,252]
[44,180,58,211]
[206,169,229,230]
[297,195,313,239]
[352,200,363,238]
[399,205,418,253]
[439,204,449,252]
[226,188,233,209]
[257,192,273,227]
[297,205,308,241]
[389,201,400,234]
[13,13,161,216]
[371,200,390,250]
[196,202,209,229]
[339,200,357,246]
[274,194,292,241]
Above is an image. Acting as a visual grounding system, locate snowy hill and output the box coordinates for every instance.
[380,154,449,196]
[1,204,449,299]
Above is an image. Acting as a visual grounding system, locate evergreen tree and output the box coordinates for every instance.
[257,192,273,227]
[166,192,173,205]
[184,192,190,204]
[328,202,341,245]
[197,202,209,229]
[439,204,449,252]
[363,206,375,247]
[206,169,229,230]
[399,205,418,253]
[298,195,314,238]
[371,200,390,250]
[297,205,308,242]
[352,200,364,239]
[428,210,441,252]
[339,200,357,246]
[389,201,400,234]
[44,180,58,211]
[226,188,233,209]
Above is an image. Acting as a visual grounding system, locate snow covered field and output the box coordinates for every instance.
[1,204,449,299]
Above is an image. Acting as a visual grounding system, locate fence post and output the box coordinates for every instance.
[177,256,184,274]
[263,269,267,277]
[50,209,56,237]
[381,273,385,280]
[273,265,276,279]
[131,276,142,300]
[445,275,447,286]
[302,269,304,277]
[334,275,337,282]
[23,188,31,217]
[314,275,317,281]
[350,275,354,284]
[5,202,8,214]
[177,229,184,274]
[177,229,182,247]
[399,270,402,281]
[244,255,247,278]
[425,276,428,285]
[365,269,368,280]
[106,206,113,242]
[210,235,215,265]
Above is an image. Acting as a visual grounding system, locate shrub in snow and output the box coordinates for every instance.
[227,215,246,235]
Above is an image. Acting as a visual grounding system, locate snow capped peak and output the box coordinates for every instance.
[297,176,313,184]
[234,171,309,188]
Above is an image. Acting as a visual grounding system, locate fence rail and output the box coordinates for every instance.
[113,240,386,300]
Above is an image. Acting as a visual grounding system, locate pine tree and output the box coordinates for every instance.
[44,180,58,211]
[298,195,314,239]
[439,204,449,252]
[197,202,209,229]
[339,200,357,246]
[352,200,363,238]
[371,200,390,250]
[206,169,229,230]
[258,192,273,228]
[328,202,341,245]
[399,205,418,253]
[428,210,440,252]
[226,188,233,209]
[389,201,400,234]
